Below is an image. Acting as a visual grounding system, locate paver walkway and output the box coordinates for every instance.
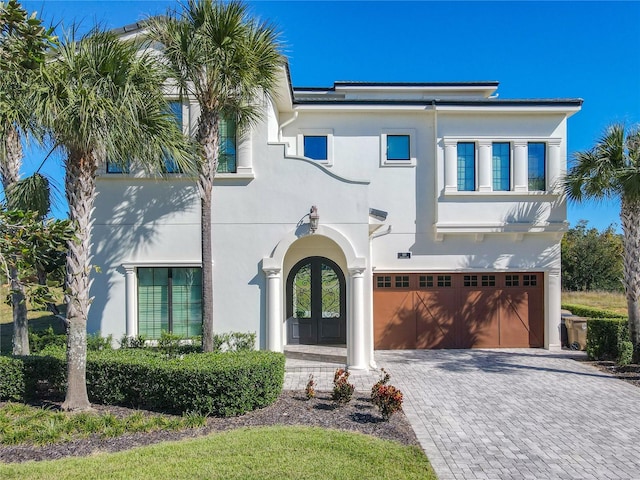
[284,348,640,480]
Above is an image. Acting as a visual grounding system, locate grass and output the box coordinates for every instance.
[0,426,435,480]
[0,402,205,446]
[562,290,627,315]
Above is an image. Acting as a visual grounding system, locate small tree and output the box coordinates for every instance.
[561,220,623,292]
[565,124,640,360]
[149,0,284,352]
[0,0,56,354]
[37,28,194,411]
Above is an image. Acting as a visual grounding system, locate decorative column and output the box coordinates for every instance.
[547,139,562,193]
[348,267,367,369]
[444,139,458,192]
[236,130,253,176]
[264,267,283,352]
[478,140,492,192]
[513,140,528,192]
[123,265,137,338]
[546,269,562,351]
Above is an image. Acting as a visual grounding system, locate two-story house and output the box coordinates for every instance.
[90,32,582,369]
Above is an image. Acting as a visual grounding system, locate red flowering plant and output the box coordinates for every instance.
[371,368,403,420]
[331,368,354,404]
[305,374,316,400]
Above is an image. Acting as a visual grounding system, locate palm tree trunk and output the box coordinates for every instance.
[61,149,95,411]
[2,126,29,355]
[198,112,219,352]
[621,198,640,362]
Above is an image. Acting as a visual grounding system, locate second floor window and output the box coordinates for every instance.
[164,101,184,173]
[492,142,510,191]
[304,135,328,161]
[528,142,546,191]
[457,142,475,191]
[387,135,410,160]
[218,117,237,173]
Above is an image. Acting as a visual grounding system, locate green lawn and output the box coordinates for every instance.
[0,426,435,480]
[562,290,627,315]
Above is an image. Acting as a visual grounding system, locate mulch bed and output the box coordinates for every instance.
[0,391,419,464]
[588,360,640,388]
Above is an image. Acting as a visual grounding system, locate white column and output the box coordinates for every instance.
[236,130,253,175]
[478,140,492,192]
[513,140,528,192]
[348,267,367,369]
[547,139,562,193]
[546,270,562,351]
[444,139,458,192]
[124,265,137,337]
[264,268,283,352]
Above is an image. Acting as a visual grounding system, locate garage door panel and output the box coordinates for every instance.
[415,290,457,348]
[374,291,416,349]
[461,290,502,348]
[500,290,534,348]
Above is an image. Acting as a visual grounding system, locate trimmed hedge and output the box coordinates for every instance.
[0,356,25,401]
[0,349,285,417]
[562,303,627,320]
[586,318,631,364]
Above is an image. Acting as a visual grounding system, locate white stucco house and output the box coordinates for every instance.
[89,26,582,369]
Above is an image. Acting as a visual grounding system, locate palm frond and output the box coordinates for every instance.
[5,172,51,218]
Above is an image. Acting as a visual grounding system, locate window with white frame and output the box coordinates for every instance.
[381,130,416,166]
[528,142,546,191]
[457,142,476,191]
[492,142,510,191]
[297,129,334,166]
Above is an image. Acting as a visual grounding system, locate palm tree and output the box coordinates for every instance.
[37,28,194,410]
[0,0,56,355]
[148,0,284,351]
[565,124,640,359]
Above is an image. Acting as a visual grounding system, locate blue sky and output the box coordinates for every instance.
[15,1,640,231]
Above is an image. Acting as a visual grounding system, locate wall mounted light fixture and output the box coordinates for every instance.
[309,205,319,233]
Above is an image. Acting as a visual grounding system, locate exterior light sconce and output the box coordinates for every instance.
[309,205,320,233]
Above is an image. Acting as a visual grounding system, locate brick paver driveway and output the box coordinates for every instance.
[375,349,640,480]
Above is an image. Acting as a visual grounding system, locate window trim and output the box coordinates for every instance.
[380,129,416,167]
[297,129,334,166]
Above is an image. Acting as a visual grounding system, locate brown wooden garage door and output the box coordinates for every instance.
[374,273,544,349]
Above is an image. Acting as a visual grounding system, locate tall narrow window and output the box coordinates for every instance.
[304,135,328,160]
[492,142,510,191]
[138,267,202,339]
[528,142,546,191]
[457,142,475,191]
[217,117,237,173]
[164,101,183,173]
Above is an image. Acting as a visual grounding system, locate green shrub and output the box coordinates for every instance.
[562,303,627,320]
[0,356,25,401]
[586,318,630,361]
[87,332,113,351]
[617,340,634,366]
[29,326,66,353]
[85,349,285,416]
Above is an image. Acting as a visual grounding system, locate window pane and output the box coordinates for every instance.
[304,136,328,160]
[106,160,130,174]
[321,263,340,318]
[457,143,475,191]
[217,117,237,173]
[171,268,202,338]
[387,135,410,160]
[293,263,311,318]
[492,142,510,191]
[164,102,183,173]
[528,143,546,191]
[138,268,169,339]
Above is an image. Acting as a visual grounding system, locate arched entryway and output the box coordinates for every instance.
[286,257,346,345]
